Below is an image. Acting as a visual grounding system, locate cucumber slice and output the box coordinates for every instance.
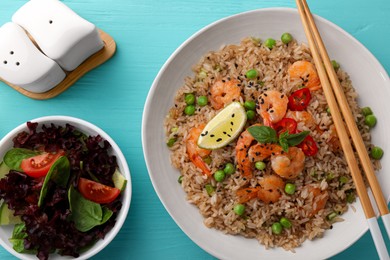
[0,161,10,179]
[112,168,127,192]
[0,203,22,225]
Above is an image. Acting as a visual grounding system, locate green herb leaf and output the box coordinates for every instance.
[248,126,277,144]
[68,186,113,232]
[38,156,70,207]
[9,223,37,254]
[101,207,114,224]
[11,223,27,239]
[3,148,40,171]
[279,137,289,152]
[285,131,310,146]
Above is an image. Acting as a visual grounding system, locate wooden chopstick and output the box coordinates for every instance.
[300,0,390,224]
[296,0,389,258]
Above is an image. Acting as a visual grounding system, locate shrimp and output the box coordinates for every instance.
[235,124,273,178]
[257,90,288,126]
[257,175,285,204]
[248,143,282,164]
[307,186,329,216]
[209,79,241,110]
[235,129,256,178]
[288,61,321,91]
[286,110,317,130]
[236,175,285,204]
[186,125,212,176]
[271,147,305,179]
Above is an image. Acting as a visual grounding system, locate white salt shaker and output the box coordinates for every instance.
[12,0,104,71]
[0,22,66,93]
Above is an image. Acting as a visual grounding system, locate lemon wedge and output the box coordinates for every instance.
[197,102,247,149]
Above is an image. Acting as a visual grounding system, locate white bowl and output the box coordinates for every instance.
[142,7,390,260]
[0,115,132,260]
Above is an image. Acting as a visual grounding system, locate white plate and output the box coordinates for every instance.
[142,8,390,259]
[0,116,132,260]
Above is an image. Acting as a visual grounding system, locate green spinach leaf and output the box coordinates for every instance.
[3,148,40,171]
[38,156,70,207]
[68,186,113,232]
[248,126,278,144]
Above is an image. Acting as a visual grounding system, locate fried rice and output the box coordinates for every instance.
[164,37,380,251]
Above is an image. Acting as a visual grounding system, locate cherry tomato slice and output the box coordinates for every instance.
[272,118,297,136]
[20,150,65,178]
[78,178,120,204]
[297,135,318,156]
[288,88,311,111]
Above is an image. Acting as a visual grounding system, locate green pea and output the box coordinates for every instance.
[233,204,246,216]
[264,38,276,49]
[364,114,377,128]
[246,69,258,80]
[331,60,340,71]
[185,93,195,105]
[326,107,331,115]
[178,175,183,184]
[280,217,292,228]
[339,176,348,184]
[166,138,177,147]
[255,161,266,170]
[197,96,208,106]
[214,170,226,182]
[205,184,215,196]
[327,212,338,221]
[244,100,256,111]
[281,33,293,44]
[361,107,373,116]
[371,146,384,160]
[346,192,355,203]
[271,222,283,234]
[284,183,296,195]
[184,105,196,115]
[171,127,178,133]
[246,110,256,120]
[224,163,235,175]
[203,156,212,165]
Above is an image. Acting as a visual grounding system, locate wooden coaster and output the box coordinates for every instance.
[0,29,116,100]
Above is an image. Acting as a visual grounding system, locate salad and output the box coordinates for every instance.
[0,122,127,259]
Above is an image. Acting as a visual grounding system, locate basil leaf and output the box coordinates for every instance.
[286,131,310,146]
[248,126,277,144]
[279,137,289,152]
[38,156,70,207]
[3,148,40,171]
[68,186,113,232]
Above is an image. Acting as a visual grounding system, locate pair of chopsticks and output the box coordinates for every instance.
[296,0,390,259]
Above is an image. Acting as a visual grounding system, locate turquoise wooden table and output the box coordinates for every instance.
[0,0,389,259]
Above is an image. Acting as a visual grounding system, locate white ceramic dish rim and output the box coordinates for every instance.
[142,7,390,260]
[0,115,132,260]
